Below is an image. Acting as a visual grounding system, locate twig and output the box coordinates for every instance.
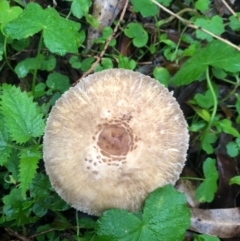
[74,0,129,85]
[29,228,57,239]
[150,0,240,52]
[5,227,32,241]
[221,0,236,16]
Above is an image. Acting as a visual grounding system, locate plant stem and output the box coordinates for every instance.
[4,37,15,72]
[206,66,218,130]
[76,210,80,240]
[180,176,205,181]
[32,31,44,95]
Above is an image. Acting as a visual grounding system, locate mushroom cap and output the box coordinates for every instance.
[43,69,189,216]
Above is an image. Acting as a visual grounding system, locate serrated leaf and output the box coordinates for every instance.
[172,40,240,86]
[0,119,12,165]
[195,16,225,41]
[2,188,36,226]
[19,146,41,198]
[97,185,190,241]
[4,3,82,55]
[14,54,56,78]
[196,158,218,202]
[0,84,45,143]
[124,23,148,48]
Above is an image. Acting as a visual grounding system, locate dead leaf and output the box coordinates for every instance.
[190,207,240,238]
[87,0,125,48]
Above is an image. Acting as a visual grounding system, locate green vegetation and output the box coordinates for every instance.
[0,0,240,240]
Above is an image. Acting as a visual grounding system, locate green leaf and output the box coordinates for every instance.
[201,133,218,154]
[229,176,240,185]
[0,119,12,165]
[15,54,56,78]
[2,188,36,226]
[69,56,81,69]
[194,0,210,12]
[46,73,70,93]
[0,84,45,143]
[71,0,91,19]
[118,55,136,70]
[153,67,170,87]
[191,105,211,122]
[81,57,95,72]
[218,119,240,137]
[97,185,190,241]
[30,173,69,214]
[124,23,148,48]
[229,14,240,31]
[226,141,239,157]
[172,40,240,86]
[189,120,207,132]
[0,0,23,29]
[194,234,220,241]
[194,16,225,41]
[4,3,82,55]
[194,90,214,109]
[196,158,218,202]
[95,58,113,72]
[131,0,172,17]
[19,146,41,198]
[131,0,159,17]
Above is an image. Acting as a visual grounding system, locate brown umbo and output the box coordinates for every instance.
[43,69,189,216]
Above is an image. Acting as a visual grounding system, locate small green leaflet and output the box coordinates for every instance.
[194,16,225,41]
[19,146,41,198]
[229,175,240,185]
[124,23,148,48]
[131,0,172,17]
[196,158,218,202]
[201,133,217,154]
[0,0,22,29]
[70,0,91,19]
[46,73,70,93]
[118,55,136,70]
[4,3,82,55]
[0,84,45,144]
[194,234,220,241]
[226,137,240,157]
[194,90,214,109]
[172,40,240,86]
[15,54,56,78]
[194,0,210,12]
[97,185,190,241]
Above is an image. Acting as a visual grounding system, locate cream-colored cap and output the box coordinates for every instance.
[43,69,189,216]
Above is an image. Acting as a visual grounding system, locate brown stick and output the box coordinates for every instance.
[74,0,129,85]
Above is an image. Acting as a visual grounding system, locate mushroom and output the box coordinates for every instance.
[43,68,189,216]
